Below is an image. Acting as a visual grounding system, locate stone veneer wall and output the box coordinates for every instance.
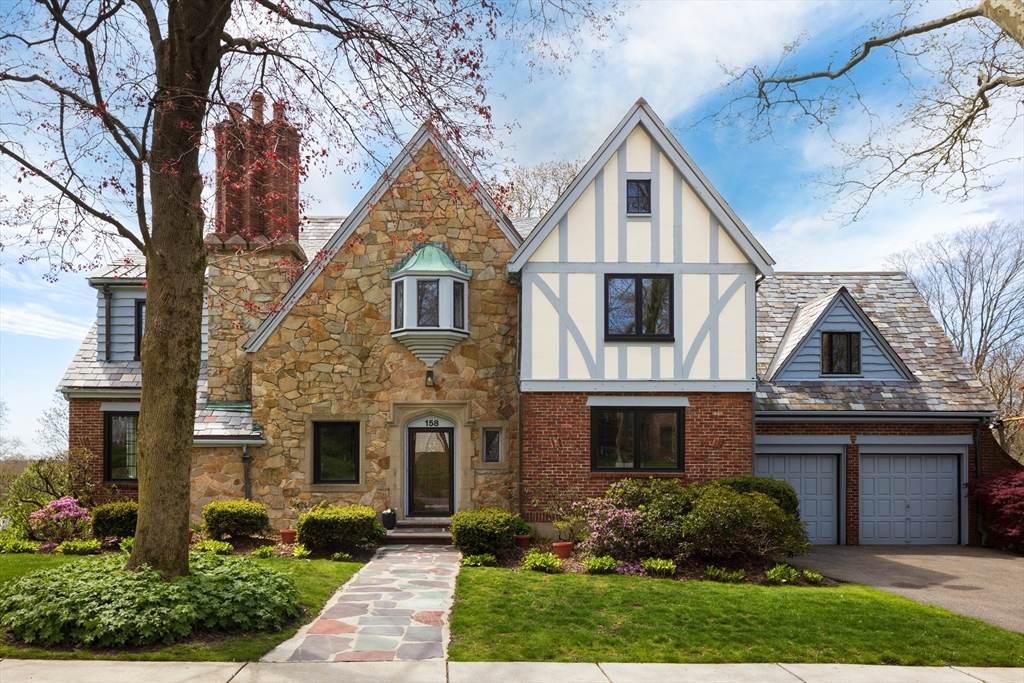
[520,392,754,521]
[756,421,1020,545]
[247,141,520,528]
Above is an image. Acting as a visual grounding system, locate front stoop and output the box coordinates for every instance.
[385,528,452,545]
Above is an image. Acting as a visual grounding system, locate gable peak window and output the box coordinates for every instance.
[821,331,861,375]
[606,274,673,341]
[626,179,651,214]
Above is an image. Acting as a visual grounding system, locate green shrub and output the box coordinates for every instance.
[296,504,385,553]
[194,539,233,555]
[582,556,619,574]
[252,545,276,559]
[91,501,138,540]
[119,537,134,555]
[292,544,311,558]
[462,553,497,567]
[802,570,824,585]
[0,538,40,554]
[705,565,746,583]
[202,500,270,540]
[331,551,353,562]
[0,554,300,647]
[510,516,533,537]
[640,558,676,578]
[717,476,801,519]
[56,539,102,555]
[679,483,809,561]
[765,563,801,585]
[522,550,561,573]
[450,508,524,555]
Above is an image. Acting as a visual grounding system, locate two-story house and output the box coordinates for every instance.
[60,97,1019,545]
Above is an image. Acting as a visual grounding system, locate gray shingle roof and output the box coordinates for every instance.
[510,217,540,239]
[59,326,260,439]
[756,273,996,414]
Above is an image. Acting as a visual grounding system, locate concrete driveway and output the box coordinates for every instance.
[791,545,1024,633]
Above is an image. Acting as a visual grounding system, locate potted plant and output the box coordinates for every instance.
[512,516,532,549]
[529,479,586,559]
[381,507,397,530]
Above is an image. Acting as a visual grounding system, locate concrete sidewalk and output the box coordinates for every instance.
[2,659,1022,683]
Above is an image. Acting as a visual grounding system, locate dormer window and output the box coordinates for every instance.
[389,243,472,366]
[822,331,860,375]
[626,179,651,214]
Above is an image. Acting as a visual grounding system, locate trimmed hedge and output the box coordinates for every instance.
[296,504,385,553]
[451,508,525,556]
[717,476,801,520]
[203,499,270,540]
[91,501,138,540]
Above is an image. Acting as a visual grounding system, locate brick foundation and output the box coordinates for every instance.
[756,420,1020,546]
[521,392,753,520]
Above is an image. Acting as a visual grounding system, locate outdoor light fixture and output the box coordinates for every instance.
[425,370,435,387]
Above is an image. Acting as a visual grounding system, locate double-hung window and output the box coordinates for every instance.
[313,422,359,484]
[605,274,673,340]
[821,331,861,375]
[106,412,139,482]
[591,407,683,471]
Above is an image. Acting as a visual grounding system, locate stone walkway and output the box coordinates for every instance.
[263,545,460,663]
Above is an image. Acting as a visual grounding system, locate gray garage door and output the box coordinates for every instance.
[755,454,838,545]
[859,455,959,545]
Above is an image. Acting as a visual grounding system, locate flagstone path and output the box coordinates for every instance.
[263,545,460,662]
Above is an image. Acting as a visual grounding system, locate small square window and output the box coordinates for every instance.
[821,331,861,375]
[626,179,651,214]
[483,429,501,463]
[314,422,359,483]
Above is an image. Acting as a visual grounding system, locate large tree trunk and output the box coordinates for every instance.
[126,0,232,577]
[980,0,1024,49]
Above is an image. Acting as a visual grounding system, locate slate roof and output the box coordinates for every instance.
[510,217,540,239]
[756,273,996,414]
[58,326,261,440]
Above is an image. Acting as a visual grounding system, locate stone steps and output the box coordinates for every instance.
[384,528,453,545]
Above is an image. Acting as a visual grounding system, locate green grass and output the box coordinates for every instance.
[449,567,1024,666]
[0,554,361,661]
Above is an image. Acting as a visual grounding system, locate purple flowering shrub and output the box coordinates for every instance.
[614,560,644,576]
[28,496,92,544]
[577,499,649,560]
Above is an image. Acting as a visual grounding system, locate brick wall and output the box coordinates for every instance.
[756,420,1020,545]
[521,392,753,520]
[69,397,138,503]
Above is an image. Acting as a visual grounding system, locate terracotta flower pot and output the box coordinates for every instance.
[552,541,572,559]
[514,534,530,549]
[189,529,195,543]
[281,529,297,544]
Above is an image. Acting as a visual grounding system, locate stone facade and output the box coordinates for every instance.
[241,141,520,528]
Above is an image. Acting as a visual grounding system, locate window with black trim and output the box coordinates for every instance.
[483,429,501,463]
[453,280,465,331]
[417,279,439,327]
[821,331,861,375]
[313,422,359,483]
[626,179,651,214]
[591,407,682,471]
[605,274,673,340]
[105,412,138,481]
[134,300,146,360]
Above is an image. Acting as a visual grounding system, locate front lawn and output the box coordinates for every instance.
[449,567,1024,666]
[0,554,360,661]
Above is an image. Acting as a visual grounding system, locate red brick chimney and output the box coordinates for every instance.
[214,93,300,241]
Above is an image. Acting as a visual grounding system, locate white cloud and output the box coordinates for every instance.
[0,302,91,340]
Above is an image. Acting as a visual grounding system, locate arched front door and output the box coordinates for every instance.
[407,416,455,517]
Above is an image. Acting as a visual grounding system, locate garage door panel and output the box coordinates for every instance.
[860,454,958,545]
[756,454,838,545]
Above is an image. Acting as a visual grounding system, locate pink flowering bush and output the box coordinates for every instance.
[28,496,91,544]
[577,499,649,560]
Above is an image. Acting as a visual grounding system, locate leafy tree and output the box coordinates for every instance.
[887,220,1024,460]
[493,156,586,218]
[0,0,617,575]
[708,0,1023,221]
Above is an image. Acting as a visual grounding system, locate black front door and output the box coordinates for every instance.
[408,427,454,516]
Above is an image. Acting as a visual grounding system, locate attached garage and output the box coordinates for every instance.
[755,449,840,545]
[859,454,960,545]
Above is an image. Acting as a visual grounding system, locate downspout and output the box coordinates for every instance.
[242,444,252,500]
[102,285,112,361]
[974,419,986,547]
[515,272,524,518]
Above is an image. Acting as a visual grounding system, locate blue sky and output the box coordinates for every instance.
[2,0,1021,450]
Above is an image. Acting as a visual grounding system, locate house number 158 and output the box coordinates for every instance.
[425,419,439,427]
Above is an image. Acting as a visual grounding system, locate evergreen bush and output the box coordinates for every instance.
[296,504,385,553]
[91,501,138,540]
[202,499,270,540]
[450,508,525,555]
